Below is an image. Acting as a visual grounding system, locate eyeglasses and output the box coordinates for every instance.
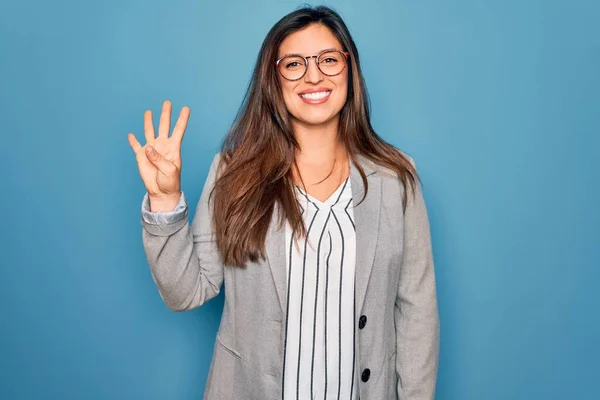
[275,49,350,81]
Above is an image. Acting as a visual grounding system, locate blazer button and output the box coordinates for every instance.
[361,368,371,382]
[358,315,367,329]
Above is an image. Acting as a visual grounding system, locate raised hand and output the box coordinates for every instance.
[128,100,190,212]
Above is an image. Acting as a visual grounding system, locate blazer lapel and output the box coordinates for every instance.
[265,200,287,316]
[350,155,381,312]
[264,154,381,316]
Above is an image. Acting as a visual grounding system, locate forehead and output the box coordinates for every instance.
[278,23,343,57]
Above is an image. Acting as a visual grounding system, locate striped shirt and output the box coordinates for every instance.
[282,176,358,400]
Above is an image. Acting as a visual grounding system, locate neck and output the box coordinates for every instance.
[291,116,345,164]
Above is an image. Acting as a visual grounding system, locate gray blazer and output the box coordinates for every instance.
[141,153,440,400]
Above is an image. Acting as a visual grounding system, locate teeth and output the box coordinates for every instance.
[300,91,330,100]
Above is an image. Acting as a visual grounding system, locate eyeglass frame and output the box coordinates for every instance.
[274,49,351,81]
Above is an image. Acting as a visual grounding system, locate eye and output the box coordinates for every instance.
[280,56,305,71]
[321,57,338,64]
[285,61,301,69]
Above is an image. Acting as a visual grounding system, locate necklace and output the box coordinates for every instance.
[294,154,349,187]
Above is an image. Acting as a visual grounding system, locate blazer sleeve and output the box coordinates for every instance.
[395,172,440,399]
[141,190,188,225]
[140,153,224,311]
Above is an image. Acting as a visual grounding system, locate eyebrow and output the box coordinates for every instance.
[279,47,338,58]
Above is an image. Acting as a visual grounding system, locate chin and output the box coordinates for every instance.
[294,112,339,127]
[291,104,343,126]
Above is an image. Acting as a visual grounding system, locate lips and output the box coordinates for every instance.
[298,89,332,104]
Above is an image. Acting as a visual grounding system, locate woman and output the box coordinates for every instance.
[128,5,439,400]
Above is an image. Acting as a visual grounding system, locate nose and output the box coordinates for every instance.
[304,56,323,84]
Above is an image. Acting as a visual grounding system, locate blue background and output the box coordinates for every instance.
[1,0,598,399]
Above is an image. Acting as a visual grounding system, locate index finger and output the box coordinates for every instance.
[171,106,190,144]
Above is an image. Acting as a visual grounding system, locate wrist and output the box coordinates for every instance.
[148,192,181,212]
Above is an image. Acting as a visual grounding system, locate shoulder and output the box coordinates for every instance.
[211,152,223,166]
[359,151,417,181]
[360,151,421,209]
[209,152,226,175]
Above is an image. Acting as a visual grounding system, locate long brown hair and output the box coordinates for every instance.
[210,5,418,267]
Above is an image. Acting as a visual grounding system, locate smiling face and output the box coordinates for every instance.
[277,23,349,129]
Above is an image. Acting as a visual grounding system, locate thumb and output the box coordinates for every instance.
[145,146,173,174]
